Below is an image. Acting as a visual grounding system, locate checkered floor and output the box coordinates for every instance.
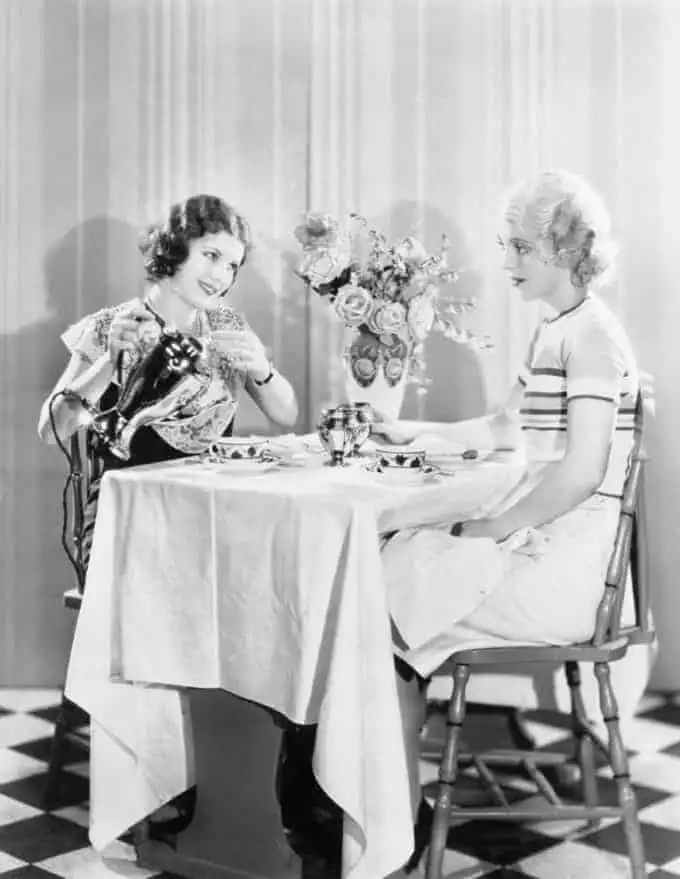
[0,689,679,878]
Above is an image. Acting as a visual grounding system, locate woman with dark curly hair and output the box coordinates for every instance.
[39,193,298,459]
[37,194,298,839]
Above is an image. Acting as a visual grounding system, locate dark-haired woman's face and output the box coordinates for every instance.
[171,231,246,311]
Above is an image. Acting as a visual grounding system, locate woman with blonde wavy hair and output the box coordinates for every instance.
[383,169,639,658]
[376,172,642,858]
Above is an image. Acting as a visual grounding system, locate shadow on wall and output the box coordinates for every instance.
[382,199,489,423]
[0,216,140,685]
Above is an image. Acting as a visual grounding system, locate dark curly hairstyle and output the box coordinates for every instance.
[138,194,252,281]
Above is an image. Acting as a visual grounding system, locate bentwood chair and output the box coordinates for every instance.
[422,389,654,879]
[44,429,101,810]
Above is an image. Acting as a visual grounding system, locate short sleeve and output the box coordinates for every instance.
[61,307,117,365]
[565,323,626,402]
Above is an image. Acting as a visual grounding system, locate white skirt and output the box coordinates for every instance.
[383,493,634,678]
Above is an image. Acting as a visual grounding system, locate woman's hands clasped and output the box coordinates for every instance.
[210,329,271,383]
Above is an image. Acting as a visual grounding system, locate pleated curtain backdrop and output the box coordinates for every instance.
[1,0,679,687]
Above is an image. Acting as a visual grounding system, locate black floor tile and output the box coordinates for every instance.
[27,706,62,725]
[522,708,574,732]
[587,776,669,811]
[0,869,64,879]
[480,870,541,879]
[11,735,88,766]
[443,819,560,866]
[580,820,680,866]
[537,733,637,767]
[662,740,680,757]
[0,814,89,862]
[0,770,88,811]
[638,704,680,727]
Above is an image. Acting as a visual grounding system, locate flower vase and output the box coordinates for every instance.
[342,327,412,420]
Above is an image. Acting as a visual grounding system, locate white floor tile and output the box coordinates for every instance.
[39,844,158,879]
[0,747,48,783]
[440,847,493,878]
[0,713,54,747]
[638,794,680,831]
[521,720,573,749]
[68,761,90,778]
[0,852,27,873]
[598,753,680,794]
[662,854,680,875]
[520,840,642,878]
[419,760,439,786]
[0,792,42,827]
[0,689,61,712]
[636,693,668,714]
[618,717,680,754]
[54,803,91,829]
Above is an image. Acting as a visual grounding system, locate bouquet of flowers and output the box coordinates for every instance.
[294,212,488,388]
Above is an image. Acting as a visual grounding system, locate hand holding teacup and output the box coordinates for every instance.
[209,329,271,382]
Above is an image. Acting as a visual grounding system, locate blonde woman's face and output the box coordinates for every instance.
[171,231,246,311]
[498,222,565,303]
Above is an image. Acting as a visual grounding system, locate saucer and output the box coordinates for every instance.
[206,458,278,475]
[367,462,439,486]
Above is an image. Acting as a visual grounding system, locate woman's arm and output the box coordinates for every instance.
[462,396,616,540]
[245,369,299,430]
[37,353,116,445]
[38,302,154,445]
[371,379,525,447]
[209,327,299,430]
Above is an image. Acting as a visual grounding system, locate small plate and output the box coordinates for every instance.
[200,455,279,475]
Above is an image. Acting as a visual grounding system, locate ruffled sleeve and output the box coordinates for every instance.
[61,306,118,365]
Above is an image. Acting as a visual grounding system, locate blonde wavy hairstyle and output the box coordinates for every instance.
[502,170,617,289]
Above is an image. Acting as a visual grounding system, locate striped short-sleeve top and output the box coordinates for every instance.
[518,294,639,498]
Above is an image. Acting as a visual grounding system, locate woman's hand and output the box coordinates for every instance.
[108,304,155,364]
[210,329,271,382]
[369,406,418,445]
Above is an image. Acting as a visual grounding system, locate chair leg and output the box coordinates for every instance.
[44,692,72,811]
[594,662,646,878]
[426,664,470,879]
[565,661,600,817]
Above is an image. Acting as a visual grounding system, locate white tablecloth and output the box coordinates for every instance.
[66,450,525,879]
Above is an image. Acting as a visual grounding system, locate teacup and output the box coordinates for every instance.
[208,436,271,463]
[375,447,427,472]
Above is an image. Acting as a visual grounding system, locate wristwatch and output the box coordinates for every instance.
[253,364,275,386]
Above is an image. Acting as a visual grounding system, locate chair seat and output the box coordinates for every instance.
[620,626,656,646]
[438,635,629,668]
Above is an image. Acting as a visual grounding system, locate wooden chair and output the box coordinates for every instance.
[44,429,101,810]
[423,390,654,879]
